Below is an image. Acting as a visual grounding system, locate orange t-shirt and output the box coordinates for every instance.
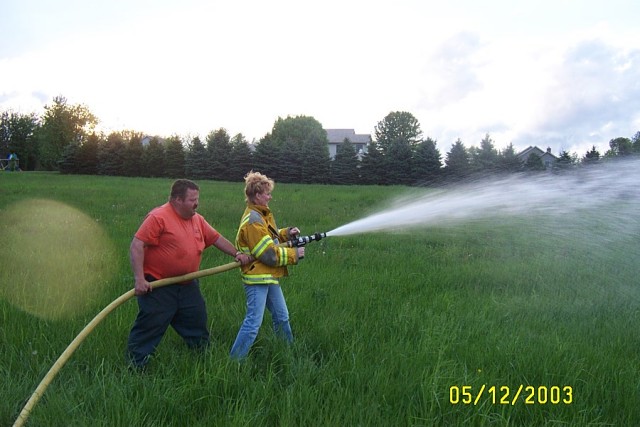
[135,203,220,280]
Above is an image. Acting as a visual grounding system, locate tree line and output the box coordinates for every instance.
[2,96,639,186]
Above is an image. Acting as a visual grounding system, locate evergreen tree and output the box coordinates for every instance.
[252,135,279,178]
[206,128,231,180]
[472,133,499,175]
[302,137,331,184]
[143,137,165,177]
[228,133,253,181]
[58,142,80,174]
[122,133,144,177]
[185,136,209,179]
[331,138,359,185]
[359,141,385,184]
[77,133,100,175]
[279,137,303,183]
[497,143,522,174]
[413,137,442,185]
[97,132,126,176]
[556,150,574,171]
[164,135,185,178]
[444,139,470,180]
[386,139,414,185]
[582,145,601,165]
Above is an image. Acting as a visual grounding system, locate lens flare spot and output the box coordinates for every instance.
[0,199,117,320]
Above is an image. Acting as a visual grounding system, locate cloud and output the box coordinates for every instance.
[422,32,484,105]
[413,30,551,149]
[1,0,639,157]
[527,38,640,153]
[408,24,640,156]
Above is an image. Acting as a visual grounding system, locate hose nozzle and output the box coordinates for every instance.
[288,232,327,247]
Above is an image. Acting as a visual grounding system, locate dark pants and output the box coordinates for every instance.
[126,278,209,368]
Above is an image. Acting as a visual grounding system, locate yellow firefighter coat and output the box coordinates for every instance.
[235,204,299,285]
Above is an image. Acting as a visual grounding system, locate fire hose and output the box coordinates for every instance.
[13,232,326,427]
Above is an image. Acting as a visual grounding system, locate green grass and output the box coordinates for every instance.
[1,172,639,426]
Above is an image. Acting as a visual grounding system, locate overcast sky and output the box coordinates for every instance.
[1,0,639,157]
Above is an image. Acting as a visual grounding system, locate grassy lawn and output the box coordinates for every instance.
[1,172,639,426]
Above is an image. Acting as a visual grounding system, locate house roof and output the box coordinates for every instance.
[325,129,371,144]
[516,145,557,160]
[141,135,165,146]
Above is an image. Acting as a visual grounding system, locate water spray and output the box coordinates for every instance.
[15,159,640,425]
[322,159,640,239]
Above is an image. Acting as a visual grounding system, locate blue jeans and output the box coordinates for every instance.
[230,284,293,359]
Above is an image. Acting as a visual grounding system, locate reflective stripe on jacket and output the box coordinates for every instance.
[235,204,298,285]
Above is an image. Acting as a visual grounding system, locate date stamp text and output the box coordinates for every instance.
[449,385,573,405]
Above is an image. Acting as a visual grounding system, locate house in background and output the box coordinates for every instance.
[516,146,557,169]
[325,129,371,160]
[141,135,165,146]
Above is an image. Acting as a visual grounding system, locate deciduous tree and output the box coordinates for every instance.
[270,115,330,183]
[374,111,422,154]
[632,131,640,153]
[0,110,39,170]
[38,96,97,170]
[374,111,423,184]
[605,137,632,157]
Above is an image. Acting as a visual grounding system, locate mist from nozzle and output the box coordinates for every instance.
[327,159,640,239]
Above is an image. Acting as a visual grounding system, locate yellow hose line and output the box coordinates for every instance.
[13,260,241,427]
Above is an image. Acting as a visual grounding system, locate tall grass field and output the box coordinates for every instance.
[1,172,639,426]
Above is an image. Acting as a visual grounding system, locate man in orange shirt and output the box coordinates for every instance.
[127,179,251,369]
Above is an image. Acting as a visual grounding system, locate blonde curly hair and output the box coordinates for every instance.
[244,171,275,204]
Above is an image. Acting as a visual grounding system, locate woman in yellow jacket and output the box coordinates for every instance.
[230,171,305,359]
